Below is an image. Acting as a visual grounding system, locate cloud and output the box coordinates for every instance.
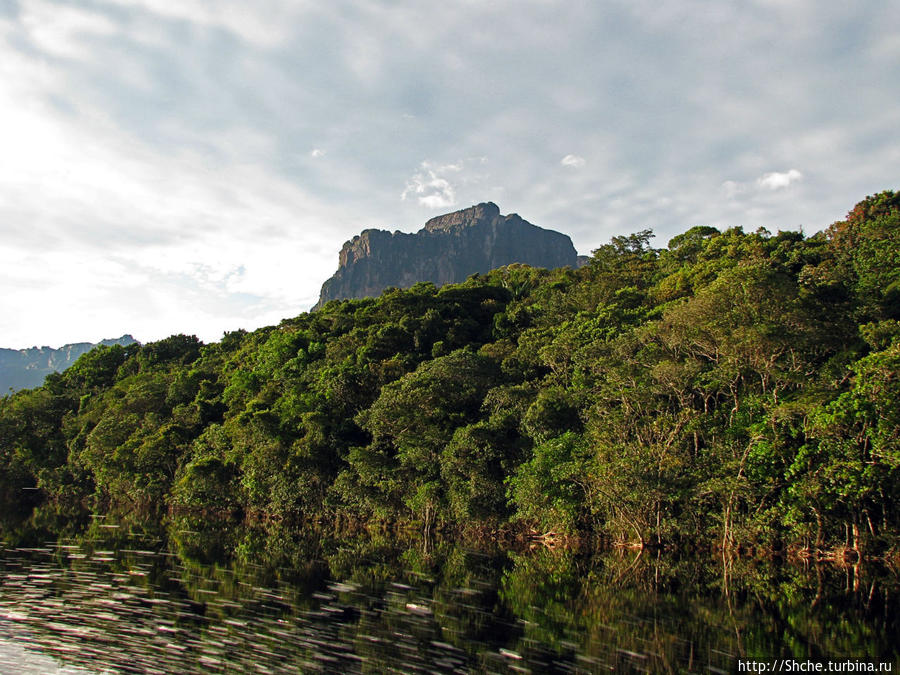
[757,169,804,190]
[2,1,899,347]
[0,23,349,345]
[98,0,309,47]
[20,1,118,60]
[720,169,804,201]
[401,161,462,209]
[720,180,744,199]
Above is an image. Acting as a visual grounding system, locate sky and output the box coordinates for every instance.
[2,0,898,348]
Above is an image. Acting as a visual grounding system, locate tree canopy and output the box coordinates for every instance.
[2,191,899,554]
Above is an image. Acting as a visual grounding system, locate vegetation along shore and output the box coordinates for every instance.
[2,191,898,561]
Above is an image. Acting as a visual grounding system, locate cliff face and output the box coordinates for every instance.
[316,203,578,306]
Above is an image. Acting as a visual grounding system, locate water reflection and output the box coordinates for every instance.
[0,508,897,673]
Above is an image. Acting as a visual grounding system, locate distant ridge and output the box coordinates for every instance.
[316,203,579,307]
[0,335,137,394]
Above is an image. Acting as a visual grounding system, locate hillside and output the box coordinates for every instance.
[2,192,898,555]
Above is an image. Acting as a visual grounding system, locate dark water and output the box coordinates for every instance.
[0,511,898,674]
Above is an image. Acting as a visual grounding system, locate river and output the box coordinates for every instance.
[1,510,897,673]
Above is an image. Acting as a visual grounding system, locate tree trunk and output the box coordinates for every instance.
[813,507,824,551]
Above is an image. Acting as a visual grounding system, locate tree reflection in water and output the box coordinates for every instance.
[0,508,897,673]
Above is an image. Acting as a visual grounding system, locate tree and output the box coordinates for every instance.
[339,349,499,527]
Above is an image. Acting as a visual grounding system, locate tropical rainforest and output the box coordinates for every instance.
[2,191,898,557]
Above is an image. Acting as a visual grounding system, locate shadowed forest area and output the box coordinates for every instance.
[2,191,899,558]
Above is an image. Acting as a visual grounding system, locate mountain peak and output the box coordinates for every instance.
[315,204,578,308]
[1,334,138,393]
[423,202,501,233]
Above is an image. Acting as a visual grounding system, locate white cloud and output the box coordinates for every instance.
[98,0,309,47]
[20,1,118,60]
[561,154,586,168]
[720,169,804,201]
[720,180,744,198]
[2,1,899,348]
[0,42,347,346]
[757,169,804,190]
[401,161,461,209]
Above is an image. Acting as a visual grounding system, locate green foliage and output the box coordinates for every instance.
[339,348,500,521]
[442,419,526,521]
[61,343,138,392]
[2,190,899,551]
[786,341,900,548]
[827,190,900,320]
[521,387,581,443]
[507,432,594,534]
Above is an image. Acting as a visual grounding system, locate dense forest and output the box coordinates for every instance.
[2,191,898,556]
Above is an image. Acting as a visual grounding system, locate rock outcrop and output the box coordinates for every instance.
[316,203,578,306]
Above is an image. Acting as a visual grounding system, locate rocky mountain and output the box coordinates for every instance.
[316,203,579,306]
[0,335,137,394]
